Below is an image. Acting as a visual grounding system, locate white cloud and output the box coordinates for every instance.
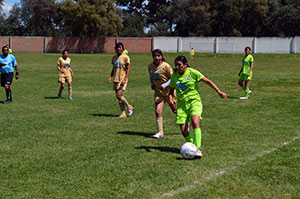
[1,1,13,17]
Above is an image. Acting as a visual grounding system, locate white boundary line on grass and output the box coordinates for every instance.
[157,134,300,199]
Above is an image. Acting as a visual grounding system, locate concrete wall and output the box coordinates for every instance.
[153,37,300,54]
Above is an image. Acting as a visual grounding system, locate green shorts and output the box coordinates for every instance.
[239,73,252,81]
[176,99,203,124]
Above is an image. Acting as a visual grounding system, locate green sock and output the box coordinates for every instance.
[245,88,250,97]
[242,85,246,92]
[193,128,201,148]
[184,134,194,143]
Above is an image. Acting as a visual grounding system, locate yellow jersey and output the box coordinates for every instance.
[57,57,71,76]
[190,49,195,56]
[148,61,173,96]
[112,54,130,83]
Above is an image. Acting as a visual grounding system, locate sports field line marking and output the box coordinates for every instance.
[157,134,300,199]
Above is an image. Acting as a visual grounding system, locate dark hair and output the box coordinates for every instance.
[152,49,165,62]
[174,55,190,67]
[2,46,8,53]
[62,49,68,55]
[115,42,124,50]
[245,46,251,51]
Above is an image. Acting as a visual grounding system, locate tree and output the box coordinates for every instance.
[60,0,123,37]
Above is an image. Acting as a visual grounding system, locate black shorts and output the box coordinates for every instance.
[1,72,13,87]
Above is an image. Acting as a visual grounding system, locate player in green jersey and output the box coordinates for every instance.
[169,56,227,158]
[238,46,254,99]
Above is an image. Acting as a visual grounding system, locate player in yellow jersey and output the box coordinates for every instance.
[190,48,195,59]
[107,42,133,118]
[238,46,254,99]
[148,49,176,138]
[57,49,74,100]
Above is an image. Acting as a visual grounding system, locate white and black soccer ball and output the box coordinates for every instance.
[180,142,197,159]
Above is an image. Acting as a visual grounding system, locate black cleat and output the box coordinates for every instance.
[2,99,12,104]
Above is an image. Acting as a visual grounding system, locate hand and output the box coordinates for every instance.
[15,74,19,80]
[246,73,250,76]
[121,79,126,86]
[169,102,177,114]
[238,72,241,76]
[159,85,163,90]
[60,70,64,74]
[71,72,74,78]
[218,91,227,99]
[1,63,7,66]
[151,85,156,90]
[107,77,111,84]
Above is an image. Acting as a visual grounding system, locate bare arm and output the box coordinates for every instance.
[201,77,227,99]
[69,65,74,78]
[57,64,63,73]
[168,87,177,113]
[15,66,19,79]
[107,66,114,84]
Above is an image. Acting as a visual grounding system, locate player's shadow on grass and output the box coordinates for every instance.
[91,113,119,117]
[227,96,240,100]
[44,96,59,99]
[117,131,152,138]
[135,146,180,154]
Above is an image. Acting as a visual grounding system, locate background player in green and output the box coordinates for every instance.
[169,56,227,158]
[238,46,254,99]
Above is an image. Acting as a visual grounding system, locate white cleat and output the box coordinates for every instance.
[248,90,252,98]
[240,96,248,100]
[195,148,202,158]
[152,132,164,139]
[128,105,133,116]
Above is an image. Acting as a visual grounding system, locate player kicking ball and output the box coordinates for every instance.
[238,46,254,100]
[169,56,227,158]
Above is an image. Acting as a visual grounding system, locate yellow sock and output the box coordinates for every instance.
[156,116,163,134]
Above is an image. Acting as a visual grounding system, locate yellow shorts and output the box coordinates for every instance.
[58,74,72,84]
[113,81,128,91]
[154,94,177,104]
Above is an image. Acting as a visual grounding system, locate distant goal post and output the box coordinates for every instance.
[189,41,235,58]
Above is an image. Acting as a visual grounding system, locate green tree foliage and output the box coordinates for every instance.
[60,0,123,37]
[116,0,146,36]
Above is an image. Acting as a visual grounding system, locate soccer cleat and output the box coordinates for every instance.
[152,132,164,139]
[58,94,62,99]
[119,113,127,118]
[128,105,133,116]
[195,148,202,158]
[240,96,248,100]
[69,97,73,100]
[247,90,252,98]
[2,99,12,104]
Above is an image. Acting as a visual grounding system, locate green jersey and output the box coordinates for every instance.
[242,54,253,74]
[170,68,204,103]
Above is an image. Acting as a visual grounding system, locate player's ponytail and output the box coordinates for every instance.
[152,49,165,62]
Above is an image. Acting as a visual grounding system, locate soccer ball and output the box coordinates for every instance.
[180,142,197,159]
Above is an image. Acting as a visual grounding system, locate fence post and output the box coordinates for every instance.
[28,37,30,52]
[44,37,47,53]
[9,36,12,49]
[214,37,218,53]
[252,37,256,54]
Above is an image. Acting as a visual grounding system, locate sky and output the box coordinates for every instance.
[2,0,19,16]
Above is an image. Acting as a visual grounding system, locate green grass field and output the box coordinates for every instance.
[0,52,300,199]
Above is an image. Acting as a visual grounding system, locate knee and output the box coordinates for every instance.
[116,93,122,100]
[155,110,162,117]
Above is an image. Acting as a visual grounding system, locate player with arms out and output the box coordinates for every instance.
[148,49,174,139]
[57,49,74,100]
[0,46,19,104]
[238,46,254,100]
[169,56,227,158]
[107,42,133,118]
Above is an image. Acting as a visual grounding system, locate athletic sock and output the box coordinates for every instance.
[58,87,63,96]
[193,128,202,148]
[119,100,125,115]
[5,88,12,101]
[245,88,250,97]
[184,134,194,143]
[156,116,163,134]
[242,85,246,92]
[68,85,72,98]
[120,96,130,108]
